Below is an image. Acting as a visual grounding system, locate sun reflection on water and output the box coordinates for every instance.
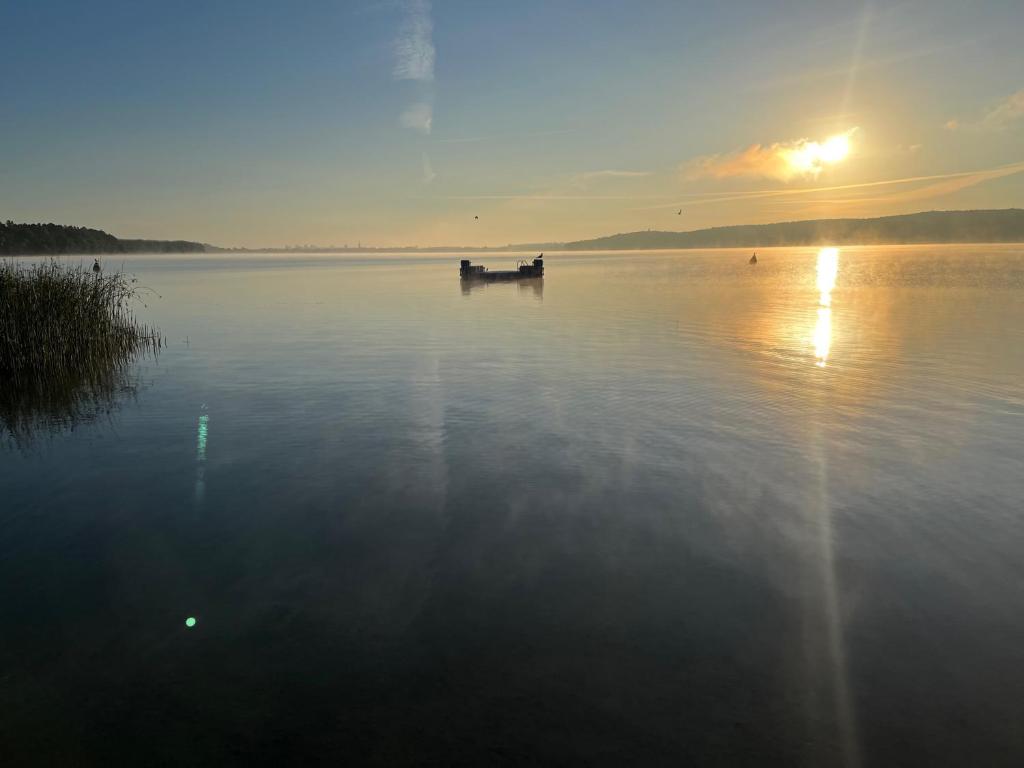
[814,248,839,367]
[817,247,839,306]
[813,307,832,367]
[195,407,208,504]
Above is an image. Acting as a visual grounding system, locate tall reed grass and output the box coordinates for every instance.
[1,260,160,444]
[1,259,160,379]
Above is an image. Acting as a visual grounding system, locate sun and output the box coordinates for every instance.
[782,129,856,177]
[819,133,851,164]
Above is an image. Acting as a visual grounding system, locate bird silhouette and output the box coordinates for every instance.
[474,215,479,220]
[677,209,682,215]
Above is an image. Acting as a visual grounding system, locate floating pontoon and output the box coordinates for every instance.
[460,256,544,281]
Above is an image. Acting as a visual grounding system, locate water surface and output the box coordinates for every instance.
[3,245,1024,765]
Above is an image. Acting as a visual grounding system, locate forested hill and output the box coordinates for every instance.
[0,221,209,255]
[563,209,1024,250]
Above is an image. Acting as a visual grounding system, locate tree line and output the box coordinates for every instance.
[1,221,207,255]
[564,209,1024,250]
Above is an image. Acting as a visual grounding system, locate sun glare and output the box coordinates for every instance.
[813,307,832,368]
[820,133,850,164]
[816,247,839,306]
[783,130,854,177]
[813,247,840,367]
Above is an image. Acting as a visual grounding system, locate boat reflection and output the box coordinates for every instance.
[461,277,544,301]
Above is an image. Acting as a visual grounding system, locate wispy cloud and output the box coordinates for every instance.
[434,128,576,144]
[685,143,797,181]
[946,88,1024,133]
[577,170,652,180]
[393,0,434,81]
[421,152,436,184]
[401,102,433,134]
[684,129,858,182]
[394,1,434,137]
[440,194,671,201]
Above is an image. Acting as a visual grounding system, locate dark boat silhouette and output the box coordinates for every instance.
[460,256,544,282]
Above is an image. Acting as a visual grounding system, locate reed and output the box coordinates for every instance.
[0,259,161,380]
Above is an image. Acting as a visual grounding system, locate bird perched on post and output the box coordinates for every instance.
[92,259,101,274]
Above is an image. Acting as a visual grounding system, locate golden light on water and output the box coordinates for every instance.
[813,248,839,367]
[813,307,832,367]
[817,247,839,306]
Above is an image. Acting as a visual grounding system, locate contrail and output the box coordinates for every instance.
[393,0,434,81]
[639,160,1024,210]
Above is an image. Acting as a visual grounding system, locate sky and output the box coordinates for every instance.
[2,0,1023,248]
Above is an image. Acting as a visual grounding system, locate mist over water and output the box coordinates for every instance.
[2,245,1024,765]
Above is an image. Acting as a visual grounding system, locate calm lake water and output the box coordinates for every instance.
[3,245,1024,765]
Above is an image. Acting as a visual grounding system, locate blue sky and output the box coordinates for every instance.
[2,0,1023,246]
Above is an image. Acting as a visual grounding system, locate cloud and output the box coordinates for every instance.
[394,1,434,142]
[685,144,796,181]
[401,102,433,134]
[434,128,576,144]
[557,169,653,194]
[577,170,651,180]
[393,0,434,81]
[947,88,1024,132]
[685,129,858,182]
[982,89,1024,130]
[421,152,436,184]
[440,194,670,201]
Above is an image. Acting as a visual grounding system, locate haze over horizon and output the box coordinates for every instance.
[3,0,1023,248]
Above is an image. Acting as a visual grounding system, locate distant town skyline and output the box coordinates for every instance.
[3,0,1023,247]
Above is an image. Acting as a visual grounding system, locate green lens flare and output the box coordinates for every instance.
[185,617,197,628]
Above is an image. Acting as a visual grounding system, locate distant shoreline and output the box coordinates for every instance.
[3,209,1023,256]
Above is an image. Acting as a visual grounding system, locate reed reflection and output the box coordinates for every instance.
[1,367,141,447]
[814,248,839,367]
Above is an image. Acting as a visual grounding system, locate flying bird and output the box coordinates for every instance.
[677,209,682,215]
[474,215,479,220]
